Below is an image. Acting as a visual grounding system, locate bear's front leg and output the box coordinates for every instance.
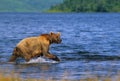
[44,53,60,62]
[51,54,60,62]
[42,45,60,61]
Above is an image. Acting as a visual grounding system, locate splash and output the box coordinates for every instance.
[24,57,59,64]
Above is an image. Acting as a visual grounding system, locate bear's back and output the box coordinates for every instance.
[16,36,50,48]
[17,37,40,47]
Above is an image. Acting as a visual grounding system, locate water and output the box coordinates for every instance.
[0,13,120,80]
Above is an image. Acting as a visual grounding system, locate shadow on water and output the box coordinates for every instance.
[77,51,120,61]
[61,50,120,61]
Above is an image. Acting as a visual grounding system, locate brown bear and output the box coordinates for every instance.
[9,32,62,62]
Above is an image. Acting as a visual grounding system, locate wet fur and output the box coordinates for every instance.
[9,32,61,62]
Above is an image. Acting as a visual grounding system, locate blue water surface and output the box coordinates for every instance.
[0,13,120,80]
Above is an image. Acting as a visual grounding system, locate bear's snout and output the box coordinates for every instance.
[57,39,62,44]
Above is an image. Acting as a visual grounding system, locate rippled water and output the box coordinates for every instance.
[0,13,120,80]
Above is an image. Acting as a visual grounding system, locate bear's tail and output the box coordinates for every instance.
[9,47,19,62]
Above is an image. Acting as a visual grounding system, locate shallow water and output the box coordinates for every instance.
[0,13,120,80]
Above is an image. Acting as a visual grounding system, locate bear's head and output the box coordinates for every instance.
[49,32,62,44]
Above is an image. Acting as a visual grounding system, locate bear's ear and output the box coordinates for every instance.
[49,32,54,36]
[57,32,60,36]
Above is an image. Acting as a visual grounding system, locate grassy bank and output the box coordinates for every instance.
[0,71,120,81]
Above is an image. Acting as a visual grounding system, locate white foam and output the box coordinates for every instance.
[24,57,58,64]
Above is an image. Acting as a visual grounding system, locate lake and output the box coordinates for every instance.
[0,13,120,80]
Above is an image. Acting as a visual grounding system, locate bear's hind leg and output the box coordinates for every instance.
[9,47,20,62]
[9,55,17,62]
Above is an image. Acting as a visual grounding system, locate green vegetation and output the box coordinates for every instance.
[0,0,63,12]
[48,0,120,12]
[0,71,120,81]
[0,69,120,81]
